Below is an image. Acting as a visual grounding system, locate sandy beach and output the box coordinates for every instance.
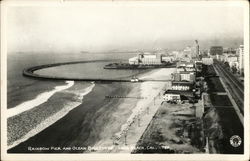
[92,68,176,153]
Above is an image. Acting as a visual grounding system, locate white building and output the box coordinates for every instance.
[202,57,213,65]
[128,53,162,65]
[162,56,174,63]
[163,90,194,102]
[171,81,194,91]
[179,72,196,82]
[129,56,139,65]
[163,92,181,102]
[226,55,238,69]
[238,45,244,75]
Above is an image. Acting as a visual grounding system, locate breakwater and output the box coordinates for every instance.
[105,95,147,99]
[23,60,133,82]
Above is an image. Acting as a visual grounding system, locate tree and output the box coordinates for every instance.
[231,65,237,74]
[224,62,230,70]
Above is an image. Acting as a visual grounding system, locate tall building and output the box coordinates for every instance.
[195,40,199,58]
[238,45,244,75]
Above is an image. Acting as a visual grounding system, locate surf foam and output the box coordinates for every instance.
[7,81,75,118]
[8,83,95,149]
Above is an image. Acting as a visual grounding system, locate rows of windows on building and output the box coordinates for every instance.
[160,43,244,105]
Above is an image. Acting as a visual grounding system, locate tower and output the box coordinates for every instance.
[195,40,199,58]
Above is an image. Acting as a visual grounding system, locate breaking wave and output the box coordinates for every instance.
[8,83,95,149]
[7,81,75,118]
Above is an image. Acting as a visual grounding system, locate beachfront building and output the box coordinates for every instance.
[129,56,139,65]
[171,81,194,91]
[163,90,181,102]
[162,55,175,63]
[202,57,213,65]
[128,53,162,65]
[172,72,195,82]
[176,67,185,73]
[163,90,194,102]
[180,71,196,82]
[176,62,195,72]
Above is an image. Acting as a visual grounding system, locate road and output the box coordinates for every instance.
[213,60,244,115]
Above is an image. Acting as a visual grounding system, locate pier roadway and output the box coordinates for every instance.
[23,60,172,82]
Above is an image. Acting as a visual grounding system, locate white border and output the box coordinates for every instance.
[1,1,249,161]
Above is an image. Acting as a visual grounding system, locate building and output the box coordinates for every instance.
[163,90,182,103]
[176,62,195,73]
[180,71,196,82]
[172,73,181,81]
[139,53,162,65]
[128,53,162,65]
[218,54,227,62]
[163,90,194,102]
[226,55,238,63]
[129,56,139,65]
[175,61,196,81]
[202,57,213,65]
[238,45,244,75]
[171,81,194,91]
[162,56,175,63]
[191,40,200,59]
[176,67,186,73]
[225,55,239,70]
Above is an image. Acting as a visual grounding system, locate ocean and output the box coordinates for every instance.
[7,52,148,152]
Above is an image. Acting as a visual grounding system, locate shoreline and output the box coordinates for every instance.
[7,81,74,118]
[91,68,176,153]
[7,82,94,149]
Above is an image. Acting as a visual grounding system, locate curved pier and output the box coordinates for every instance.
[23,60,136,82]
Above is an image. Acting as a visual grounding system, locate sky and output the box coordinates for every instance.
[6,2,245,53]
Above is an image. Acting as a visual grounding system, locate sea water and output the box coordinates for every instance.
[7,52,142,149]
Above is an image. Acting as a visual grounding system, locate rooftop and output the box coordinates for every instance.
[164,90,194,96]
[172,81,194,85]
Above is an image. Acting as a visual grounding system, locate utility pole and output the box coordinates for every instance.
[137,115,141,127]
[124,133,127,145]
